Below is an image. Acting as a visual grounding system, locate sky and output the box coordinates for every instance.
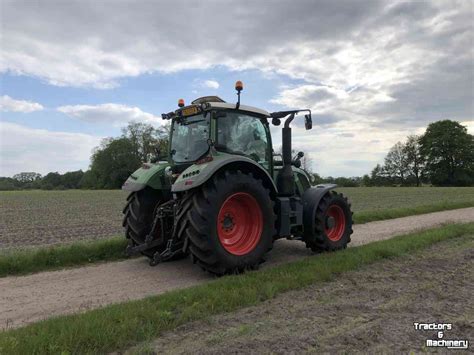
[0,0,473,177]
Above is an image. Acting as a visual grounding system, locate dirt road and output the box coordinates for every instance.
[133,233,474,354]
[1,207,473,330]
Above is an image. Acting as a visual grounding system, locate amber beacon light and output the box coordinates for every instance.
[178,98,185,107]
[235,80,243,91]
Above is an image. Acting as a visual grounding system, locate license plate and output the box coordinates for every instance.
[181,106,199,116]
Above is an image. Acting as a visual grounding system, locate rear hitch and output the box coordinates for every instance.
[149,239,183,266]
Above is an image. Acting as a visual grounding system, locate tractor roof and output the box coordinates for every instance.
[206,102,271,117]
[191,96,270,117]
[162,95,271,120]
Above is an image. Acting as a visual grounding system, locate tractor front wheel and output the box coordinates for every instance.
[185,170,276,275]
[304,191,353,252]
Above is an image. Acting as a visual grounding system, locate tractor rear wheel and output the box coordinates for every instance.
[122,188,167,258]
[185,170,276,275]
[304,191,353,252]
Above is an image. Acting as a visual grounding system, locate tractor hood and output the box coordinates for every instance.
[122,161,170,192]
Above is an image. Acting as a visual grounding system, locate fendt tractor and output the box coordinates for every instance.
[122,81,353,275]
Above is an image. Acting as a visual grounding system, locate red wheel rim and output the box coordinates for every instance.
[217,192,263,255]
[325,204,346,242]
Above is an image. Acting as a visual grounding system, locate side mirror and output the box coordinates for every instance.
[272,117,281,126]
[304,114,312,130]
[297,151,304,158]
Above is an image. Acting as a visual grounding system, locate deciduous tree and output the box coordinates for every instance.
[420,120,474,186]
[384,142,409,185]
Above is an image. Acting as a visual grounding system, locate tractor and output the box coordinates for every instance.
[122,81,353,275]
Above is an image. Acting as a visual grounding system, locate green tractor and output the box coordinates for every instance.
[122,81,353,275]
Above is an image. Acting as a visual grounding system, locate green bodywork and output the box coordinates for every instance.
[171,150,278,192]
[122,162,171,192]
[123,154,312,197]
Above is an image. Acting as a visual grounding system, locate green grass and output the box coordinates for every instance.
[336,186,474,223]
[337,186,474,211]
[1,223,472,355]
[0,237,127,277]
[352,200,474,224]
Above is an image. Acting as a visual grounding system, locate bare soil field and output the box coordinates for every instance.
[1,208,472,330]
[130,234,474,354]
[0,190,127,249]
[1,187,473,249]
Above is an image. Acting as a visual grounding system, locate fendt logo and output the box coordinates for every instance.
[414,322,469,350]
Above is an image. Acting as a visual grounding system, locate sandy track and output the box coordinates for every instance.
[1,207,473,330]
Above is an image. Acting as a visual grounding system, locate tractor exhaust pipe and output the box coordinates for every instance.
[277,113,295,196]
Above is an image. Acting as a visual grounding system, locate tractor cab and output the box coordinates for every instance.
[163,94,273,173]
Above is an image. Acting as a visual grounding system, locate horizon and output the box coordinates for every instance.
[1,0,473,178]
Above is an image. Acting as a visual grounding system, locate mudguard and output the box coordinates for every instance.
[172,153,277,193]
[122,162,170,192]
[302,183,337,237]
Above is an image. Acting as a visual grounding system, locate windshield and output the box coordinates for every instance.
[170,114,210,163]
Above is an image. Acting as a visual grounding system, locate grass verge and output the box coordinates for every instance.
[0,223,472,354]
[0,237,127,277]
[1,203,472,278]
[353,201,474,224]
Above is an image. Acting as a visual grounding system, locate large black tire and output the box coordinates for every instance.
[304,191,353,252]
[184,170,276,275]
[122,188,167,258]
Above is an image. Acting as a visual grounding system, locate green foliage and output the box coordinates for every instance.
[89,137,141,189]
[311,174,361,187]
[0,177,17,191]
[384,142,409,184]
[12,172,42,183]
[369,120,473,186]
[0,223,472,354]
[420,120,474,186]
[0,237,127,277]
[403,135,424,186]
[85,122,169,189]
[60,170,84,189]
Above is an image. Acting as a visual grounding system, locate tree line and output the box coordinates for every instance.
[0,122,169,191]
[366,120,473,186]
[1,119,472,191]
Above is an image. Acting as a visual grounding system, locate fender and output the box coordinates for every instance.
[172,153,278,193]
[302,183,337,238]
[122,162,170,192]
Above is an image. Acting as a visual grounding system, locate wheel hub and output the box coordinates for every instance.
[325,216,335,229]
[217,192,263,256]
[222,213,235,232]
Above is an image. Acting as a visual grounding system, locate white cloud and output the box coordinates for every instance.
[202,80,219,89]
[57,103,161,126]
[1,1,472,177]
[0,122,101,176]
[0,95,44,113]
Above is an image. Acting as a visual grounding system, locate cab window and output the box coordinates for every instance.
[216,112,269,166]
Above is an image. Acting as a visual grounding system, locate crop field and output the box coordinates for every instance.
[0,190,127,249]
[1,187,473,249]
